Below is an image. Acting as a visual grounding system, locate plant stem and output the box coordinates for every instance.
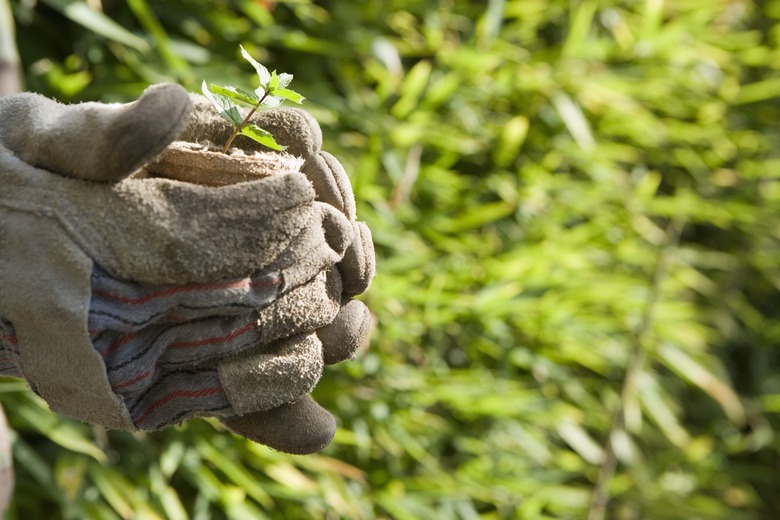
[221,91,269,153]
[586,216,685,520]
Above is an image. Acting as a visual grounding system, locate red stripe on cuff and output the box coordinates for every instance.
[135,386,225,425]
[102,331,141,356]
[170,321,256,349]
[113,367,154,390]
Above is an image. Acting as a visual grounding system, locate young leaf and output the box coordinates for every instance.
[273,88,305,104]
[240,123,287,151]
[277,72,294,89]
[269,70,279,91]
[207,84,259,107]
[201,81,242,126]
[259,95,284,108]
[240,44,271,86]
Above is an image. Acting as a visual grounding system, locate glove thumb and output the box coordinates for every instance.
[0,83,191,182]
[220,396,336,454]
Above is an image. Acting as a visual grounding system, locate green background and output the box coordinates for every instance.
[2,0,780,518]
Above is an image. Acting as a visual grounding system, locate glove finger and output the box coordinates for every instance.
[268,202,352,291]
[295,153,346,214]
[218,334,324,415]
[220,395,336,454]
[310,151,356,219]
[339,221,376,296]
[254,268,341,346]
[252,107,323,157]
[319,299,372,365]
[0,83,191,182]
[253,108,357,218]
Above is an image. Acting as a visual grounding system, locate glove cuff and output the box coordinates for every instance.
[0,209,134,429]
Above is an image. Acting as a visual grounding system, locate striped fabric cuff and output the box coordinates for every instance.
[0,264,287,430]
[89,264,281,331]
[91,264,285,429]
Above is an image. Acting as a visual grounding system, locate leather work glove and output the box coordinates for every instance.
[0,84,370,454]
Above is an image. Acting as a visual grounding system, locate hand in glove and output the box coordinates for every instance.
[158,95,377,451]
[0,84,370,453]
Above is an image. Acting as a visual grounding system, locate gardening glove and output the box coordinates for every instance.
[0,84,354,445]
[174,97,376,447]
[129,94,376,453]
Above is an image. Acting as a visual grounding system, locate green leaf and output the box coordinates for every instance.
[277,72,293,89]
[201,81,242,126]
[88,465,135,518]
[239,44,270,85]
[207,84,259,107]
[39,0,150,52]
[552,91,595,152]
[268,70,279,90]
[13,403,106,462]
[638,372,691,448]
[273,88,305,104]
[556,420,605,465]
[195,439,273,508]
[240,123,287,150]
[658,343,745,425]
[259,94,284,108]
[12,434,57,490]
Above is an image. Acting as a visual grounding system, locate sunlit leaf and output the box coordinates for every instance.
[240,44,271,85]
[277,72,293,88]
[88,465,135,518]
[39,0,150,51]
[556,420,604,465]
[273,88,305,104]
[201,81,242,126]
[638,372,691,448]
[659,343,745,425]
[240,123,286,150]
[258,94,284,108]
[12,404,106,462]
[207,84,259,107]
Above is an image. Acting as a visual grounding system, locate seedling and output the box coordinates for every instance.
[202,46,305,153]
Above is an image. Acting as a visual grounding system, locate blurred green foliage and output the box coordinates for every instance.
[2,0,780,518]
